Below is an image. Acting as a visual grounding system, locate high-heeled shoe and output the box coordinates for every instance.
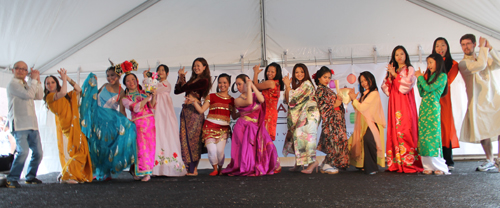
[301,161,319,174]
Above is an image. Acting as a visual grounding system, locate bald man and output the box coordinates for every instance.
[5,61,44,188]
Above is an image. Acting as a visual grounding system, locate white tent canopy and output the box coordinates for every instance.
[2,0,500,80]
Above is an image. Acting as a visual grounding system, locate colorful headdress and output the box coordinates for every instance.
[109,59,138,76]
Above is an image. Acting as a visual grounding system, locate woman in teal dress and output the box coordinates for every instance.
[79,64,138,181]
[415,53,449,175]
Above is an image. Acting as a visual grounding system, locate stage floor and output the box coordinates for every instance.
[1,160,499,207]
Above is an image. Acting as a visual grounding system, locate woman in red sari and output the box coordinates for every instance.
[432,37,460,171]
[382,46,423,173]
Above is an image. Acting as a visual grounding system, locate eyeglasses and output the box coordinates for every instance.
[14,67,28,72]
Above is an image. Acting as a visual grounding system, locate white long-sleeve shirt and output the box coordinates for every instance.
[7,77,44,132]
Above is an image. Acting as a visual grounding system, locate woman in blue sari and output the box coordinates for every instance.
[79,63,137,181]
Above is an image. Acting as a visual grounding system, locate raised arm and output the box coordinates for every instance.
[234,78,254,108]
[251,81,265,104]
[397,66,417,94]
[417,73,447,94]
[252,64,275,90]
[31,69,44,100]
[282,74,291,104]
[53,68,68,101]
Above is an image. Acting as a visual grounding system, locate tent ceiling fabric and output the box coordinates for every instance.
[1,0,500,76]
[0,0,144,71]
[426,0,500,33]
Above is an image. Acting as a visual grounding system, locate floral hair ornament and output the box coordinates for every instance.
[312,73,317,80]
[121,59,138,74]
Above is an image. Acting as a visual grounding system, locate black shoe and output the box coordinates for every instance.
[25,178,43,184]
[6,181,21,188]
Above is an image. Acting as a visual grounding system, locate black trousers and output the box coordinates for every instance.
[442,141,454,167]
[363,125,379,174]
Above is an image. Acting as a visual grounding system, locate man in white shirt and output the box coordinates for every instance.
[458,34,500,172]
[5,61,44,188]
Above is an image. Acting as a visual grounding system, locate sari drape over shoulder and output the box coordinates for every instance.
[349,91,386,168]
[46,90,93,183]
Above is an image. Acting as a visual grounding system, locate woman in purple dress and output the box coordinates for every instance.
[221,74,280,176]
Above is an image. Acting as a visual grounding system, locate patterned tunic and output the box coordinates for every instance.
[417,73,447,157]
[283,80,320,165]
[315,85,349,168]
[262,80,280,141]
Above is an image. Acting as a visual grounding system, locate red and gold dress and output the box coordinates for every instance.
[202,93,234,145]
[262,80,280,141]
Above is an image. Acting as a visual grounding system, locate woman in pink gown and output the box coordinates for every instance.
[122,73,157,181]
[222,75,280,176]
[382,46,423,173]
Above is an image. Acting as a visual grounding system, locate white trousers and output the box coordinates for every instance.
[421,156,450,174]
[206,140,226,166]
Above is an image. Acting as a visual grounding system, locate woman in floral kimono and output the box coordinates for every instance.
[282,63,320,174]
[314,66,349,174]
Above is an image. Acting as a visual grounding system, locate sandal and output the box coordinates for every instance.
[423,170,433,175]
[434,170,444,175]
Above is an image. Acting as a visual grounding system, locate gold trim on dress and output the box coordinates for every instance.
[243,116,257,123]
[215,93,232,100]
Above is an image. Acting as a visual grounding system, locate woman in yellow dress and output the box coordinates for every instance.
[44,68,93,184]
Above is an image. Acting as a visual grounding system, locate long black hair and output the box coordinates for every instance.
[314,66,332,86]
[358,71,378,103]
[188,57,212,98]
[291,63,314,90]
[387,45,412,79]
[43,75,71,108]
[264,62,284,91]
[432,37,454,73]
[425,53,448,97]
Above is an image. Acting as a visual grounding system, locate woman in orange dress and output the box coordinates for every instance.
[44,68,93,184]
[432,37,460,171]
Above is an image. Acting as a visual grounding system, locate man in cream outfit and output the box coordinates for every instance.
[458,34,500,172]
[5,61,44,188]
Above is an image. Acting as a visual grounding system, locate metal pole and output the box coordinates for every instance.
[259,0,267,66]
